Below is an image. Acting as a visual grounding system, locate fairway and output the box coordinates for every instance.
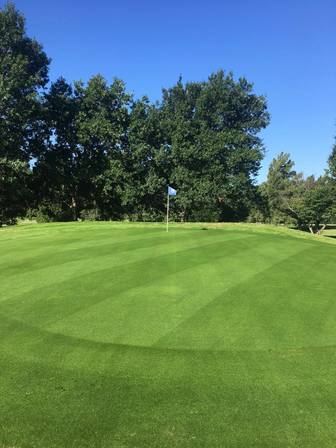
[1,223,336,447]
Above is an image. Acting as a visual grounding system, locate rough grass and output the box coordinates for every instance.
[1,222,336,447]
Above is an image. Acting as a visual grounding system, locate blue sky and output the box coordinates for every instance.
[9,0,336,182]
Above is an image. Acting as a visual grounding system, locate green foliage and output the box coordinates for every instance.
[246,185,271,223]
[0,157,31,225]
[328,140,336,178]
[295,177,335,231]
[161,71,270,221]
[31,69,269,223]
[263,152,336,232]
[263,152,297,223]
[27,203,75,223]
[1,3,335,228]
[32,78,80,220]
[0,2,49,161]
[0,2,49,225]
[79,208,101,221]
[120,98,166,219]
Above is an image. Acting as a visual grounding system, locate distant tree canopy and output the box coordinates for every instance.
[0,2,335,231]
[255,152,336,233]
[328,141,336,179]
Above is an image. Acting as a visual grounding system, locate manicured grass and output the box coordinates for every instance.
[323,225,336,240]
[1,222,336,447]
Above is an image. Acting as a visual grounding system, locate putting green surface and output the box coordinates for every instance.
[1,222,336,447]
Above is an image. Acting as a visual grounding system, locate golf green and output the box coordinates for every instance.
[1,222,336,447]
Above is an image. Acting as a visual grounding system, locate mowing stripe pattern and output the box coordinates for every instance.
[1,223,336,447]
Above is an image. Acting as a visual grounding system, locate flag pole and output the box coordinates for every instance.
[166,188,169,232]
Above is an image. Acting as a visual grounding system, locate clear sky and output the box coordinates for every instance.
[8,0,336,182]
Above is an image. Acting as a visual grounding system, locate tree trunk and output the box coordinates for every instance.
[71,196,77,221]
[317,224,326,235]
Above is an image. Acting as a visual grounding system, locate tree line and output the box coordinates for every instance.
[1,3,335,232]
[252,151,336,233]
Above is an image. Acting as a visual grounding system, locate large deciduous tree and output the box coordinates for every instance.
[32,78,81,221]
[78,75,131,219]
[33,75,132,221]
[160,71,269,221]
[0,2,49,224]
[121,97,166,221]
[0,2,49,160]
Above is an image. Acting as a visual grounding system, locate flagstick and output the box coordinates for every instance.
[166,190,169,232]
